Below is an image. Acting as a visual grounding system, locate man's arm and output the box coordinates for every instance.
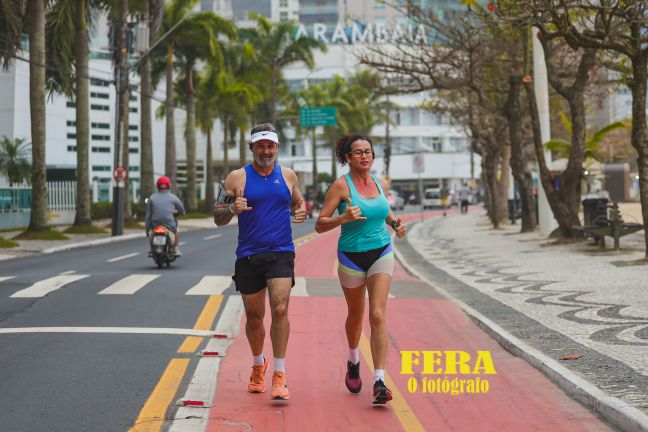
[174,195,186,216]
[213,170,245,226]
[284,167,306,223]
[145,199,152,232]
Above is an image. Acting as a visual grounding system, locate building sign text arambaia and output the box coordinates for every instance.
[293,22,428,45]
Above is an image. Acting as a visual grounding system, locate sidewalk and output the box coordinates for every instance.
[396,209,648,429]
[0,216,222,260]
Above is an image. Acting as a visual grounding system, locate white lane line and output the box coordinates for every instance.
[179,242,186,246]
[292,277,308,297]
[107,252,139,263]
[98,274,160,295]
[10,274,89,298]
[203,234,222,240]
[0,276,16,282]
[169,296,244,431]
[185,276,232,296]
[59,270,76,275]
[0,327,214,336]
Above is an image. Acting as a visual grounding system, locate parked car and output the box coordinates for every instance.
[387,190,405,210]
[423,188,455,209]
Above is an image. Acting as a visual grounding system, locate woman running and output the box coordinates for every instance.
[315,134,406,404]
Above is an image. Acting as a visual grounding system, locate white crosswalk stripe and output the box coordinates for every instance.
[0,276,15,282]
[10,274,90,298]
[98,274,160,295]
[184,276,232,295]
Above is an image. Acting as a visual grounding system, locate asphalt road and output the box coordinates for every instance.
[0,218,316,432]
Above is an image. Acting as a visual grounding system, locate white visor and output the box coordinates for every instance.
[250,131,279,144]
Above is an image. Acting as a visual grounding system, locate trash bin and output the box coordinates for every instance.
[582,198,608,226]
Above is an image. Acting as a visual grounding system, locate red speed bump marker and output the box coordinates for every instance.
[198,350,223,357]
[176,399,211,408]
[212,333,229,339]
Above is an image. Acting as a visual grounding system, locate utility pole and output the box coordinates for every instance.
[384,94,391,177]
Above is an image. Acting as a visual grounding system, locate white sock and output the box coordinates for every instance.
[253,353,264,366]
[274,357,286,373]
[374,369,385,383]
[348,347,360,365]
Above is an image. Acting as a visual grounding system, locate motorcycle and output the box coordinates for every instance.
[148,225,177,268]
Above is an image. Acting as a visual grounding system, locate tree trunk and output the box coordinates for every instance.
[270,64,278,125]
[185,63,197,212]
[204,125,214,213]
[119,0,131,221]
[27,0,48,232]
[495,146,509,225]
[505,77,536,232]
[483,151,499,228]
[223,118,229,175]
[165,44,177,194]
[330,130,337,179]
[239,127,246,166]
[629,53,648,259]
[311,127,318,196]
[73,0,91,226]
[139,0,154,208]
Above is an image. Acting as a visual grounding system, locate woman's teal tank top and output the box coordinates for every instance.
[337,173,391,252]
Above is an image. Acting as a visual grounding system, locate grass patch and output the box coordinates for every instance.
[178,211,211,219]
[0,226,26,233]
[63,225,108,234]
[103,220,145,230]
[0,237,19,248]
[14,229,70,241]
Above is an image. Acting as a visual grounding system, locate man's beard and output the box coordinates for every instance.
[254,153,276,168]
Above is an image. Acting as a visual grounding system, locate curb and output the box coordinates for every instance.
[42,232,146,254]
[393,220,648,432]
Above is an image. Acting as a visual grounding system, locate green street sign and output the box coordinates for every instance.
[300,106,337,127]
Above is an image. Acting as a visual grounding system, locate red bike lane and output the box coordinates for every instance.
[204,212,610,431]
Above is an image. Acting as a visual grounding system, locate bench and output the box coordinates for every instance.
[573,202,643,250]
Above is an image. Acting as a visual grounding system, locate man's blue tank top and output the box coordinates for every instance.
[236,163,294,259]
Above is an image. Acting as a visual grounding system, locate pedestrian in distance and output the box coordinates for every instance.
[145,176,185,256]
[459,184,471,215]
[315,134,407,405]
[212,123,307,400]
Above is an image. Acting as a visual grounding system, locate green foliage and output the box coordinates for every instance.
[0,0,23,69]
[0,236,19,248]
[91,202,113,219]
[0,136,31,185]
[15,229,69,241]
[545,115,629,161]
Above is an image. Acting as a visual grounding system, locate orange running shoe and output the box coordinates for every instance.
[247,357,268,393]
[270,371,290,400]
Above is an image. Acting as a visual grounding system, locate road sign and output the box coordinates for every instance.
[412,154,425,174]
[300,107,337,127]
[113,166,128,182]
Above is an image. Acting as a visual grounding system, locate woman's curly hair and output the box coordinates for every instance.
[335,134,373,166]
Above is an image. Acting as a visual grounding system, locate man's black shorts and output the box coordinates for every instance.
[233,251,295,295]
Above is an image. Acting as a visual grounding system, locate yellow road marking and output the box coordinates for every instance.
[193,295,223,331]
[359,332,425,432]
[177,336,203,353]
[129,358,190,432]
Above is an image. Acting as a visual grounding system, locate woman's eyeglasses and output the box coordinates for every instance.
[348,149,373,157]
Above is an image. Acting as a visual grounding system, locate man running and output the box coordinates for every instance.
[213,123,306,400]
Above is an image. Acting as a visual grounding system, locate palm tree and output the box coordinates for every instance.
[0,137,31,186]
[242,13,326,126]
[173,11,236,211]
[0,0,48,231]
[46,0,108,226]
[138,0,164,208]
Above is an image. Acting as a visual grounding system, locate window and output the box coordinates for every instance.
[91,134,111,141]
[92,165,111,172]
[129,125,138,130]
[280,11,288,21]
[67,145,76,152]
[91,104,109,111]
[129,107,138,113]
[129,148,139,154]
[400,108,419,126]
[66,121,76,127]
[449,137,468,152]
[280,0,288,6]
[129,166,139,172]
[374,0,386,9]
[90,78,110,87]
[91,122,110,129]
[92,146,111,153]
[91,92,109,99]
[128,136,139,142]
[66,101,76,108]
[129,95,137,102]
[67,133,76,139]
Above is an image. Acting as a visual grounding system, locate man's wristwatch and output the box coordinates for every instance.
[228,203,235,215]
[390,219,399,229]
